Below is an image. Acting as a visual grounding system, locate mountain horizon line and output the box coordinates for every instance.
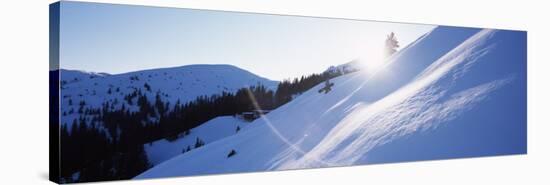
[53,62,354,82]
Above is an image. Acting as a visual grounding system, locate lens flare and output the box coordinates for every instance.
[243,87,335,167]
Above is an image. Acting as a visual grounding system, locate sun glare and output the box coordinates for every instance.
[359,51,388,74]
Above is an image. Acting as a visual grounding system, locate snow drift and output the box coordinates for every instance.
[135,26,526,179]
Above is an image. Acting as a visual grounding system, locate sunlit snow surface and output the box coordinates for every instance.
[136,27,526,179]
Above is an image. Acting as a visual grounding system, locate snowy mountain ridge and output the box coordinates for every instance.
[59,64,278,128]
[60,69,110,85]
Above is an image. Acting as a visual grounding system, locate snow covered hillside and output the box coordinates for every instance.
[135,26,526,179]
[59,64,278,128]
[145,116,250,165]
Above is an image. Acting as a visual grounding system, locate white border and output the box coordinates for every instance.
[0,0,547,184]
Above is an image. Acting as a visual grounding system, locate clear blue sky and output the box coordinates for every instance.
[59,1,435,80]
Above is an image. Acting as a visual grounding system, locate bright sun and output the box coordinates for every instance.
[358,51,388,74]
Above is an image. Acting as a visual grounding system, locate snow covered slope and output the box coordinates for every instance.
[135,26,526,179]
[60,64,278,127]
[145,116,250,165]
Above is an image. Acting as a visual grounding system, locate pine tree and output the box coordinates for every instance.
[155,92,165,116]
[385,32,400,57]
[144,83,151,92]
[227,149,237,158]
[194,137,205,148]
